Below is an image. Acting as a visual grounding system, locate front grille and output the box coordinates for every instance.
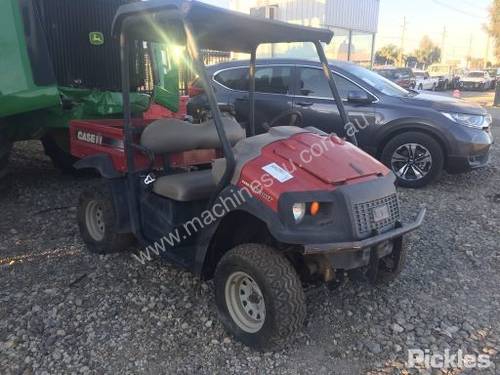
[353,194,400,236]
[462,82,481,89]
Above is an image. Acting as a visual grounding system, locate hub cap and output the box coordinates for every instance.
[225,271,266,333]
[391,143,432,181]
[85,201,105,241]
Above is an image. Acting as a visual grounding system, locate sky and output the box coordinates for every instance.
[200,0,494,63]
[377,0,493,63]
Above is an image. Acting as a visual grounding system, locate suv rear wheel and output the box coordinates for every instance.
[215,244,306,350]
[381,131,444,188]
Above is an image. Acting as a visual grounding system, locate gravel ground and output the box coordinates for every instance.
[1,105,499,374]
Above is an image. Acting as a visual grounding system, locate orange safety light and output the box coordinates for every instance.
[310,201,320,216]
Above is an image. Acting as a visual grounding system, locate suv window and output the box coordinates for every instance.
[214,68,248,91]
[298,68,332,98]
[334,74,363,99]
[298,67,360,99]
[214,66,291,94]
[254,66,291,94]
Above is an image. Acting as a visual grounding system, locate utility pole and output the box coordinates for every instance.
[484,35,490,68]
[399,17,407,67]
[441,26,447,63]
[467,34,473,69]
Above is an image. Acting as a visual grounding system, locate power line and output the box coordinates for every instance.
[452,0,490,11]
[431,0,487,19]
[441,26,447,61]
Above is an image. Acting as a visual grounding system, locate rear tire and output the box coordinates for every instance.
[381,131,444,188]
[77,183,135,254]
[215,244,306,350]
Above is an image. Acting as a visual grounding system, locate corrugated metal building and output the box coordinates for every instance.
[230,0,380,66]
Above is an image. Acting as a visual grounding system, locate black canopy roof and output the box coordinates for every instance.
[112,0,333,53]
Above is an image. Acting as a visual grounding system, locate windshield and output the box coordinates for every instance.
[467,72,485,78]
[376,69,397,79]
[345,65,409,97]
[414,72,425,78]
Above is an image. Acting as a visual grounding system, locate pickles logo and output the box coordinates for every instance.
[89,32,104,46]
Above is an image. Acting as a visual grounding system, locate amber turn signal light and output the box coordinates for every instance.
[310,201,320,216]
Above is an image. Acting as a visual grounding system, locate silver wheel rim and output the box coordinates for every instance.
[85,200,105,241]
[225,271,266,333]
[391,143,432,182]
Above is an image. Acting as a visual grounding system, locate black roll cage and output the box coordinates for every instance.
[113,0,356,239]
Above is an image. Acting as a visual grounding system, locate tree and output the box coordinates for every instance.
[484,0,500,63]
[405,55,419,68]
[413,36,441,68]
[375,44,400,65]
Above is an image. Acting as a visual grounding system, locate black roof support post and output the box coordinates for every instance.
[314,41,358,146]
[120,29,146,244]
[248,47,257,136]
[183,21,236,201]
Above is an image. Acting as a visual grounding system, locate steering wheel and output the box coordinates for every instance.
[263,110,304,131]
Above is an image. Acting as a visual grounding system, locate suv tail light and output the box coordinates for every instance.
[188,79,204,97]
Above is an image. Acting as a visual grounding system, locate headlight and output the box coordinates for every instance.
[441,112,491,129]
[292,203,306,223]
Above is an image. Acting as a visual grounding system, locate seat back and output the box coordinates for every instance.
[140,117,245,154]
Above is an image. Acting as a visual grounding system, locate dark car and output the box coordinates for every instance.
[486,68,499,87]
[373,67,416,90]
[187,59,493,188]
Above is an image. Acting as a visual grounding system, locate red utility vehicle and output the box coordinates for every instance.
[71,0,425,349]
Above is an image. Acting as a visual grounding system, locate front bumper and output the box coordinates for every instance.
[459,82,486,90]
[446,126,493,173]
[304,208,425,254]
[303,208,426,269]
[447,153,491,173]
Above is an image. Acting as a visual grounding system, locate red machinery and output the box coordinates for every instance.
[72,0,425,350]
[70,96,218,171]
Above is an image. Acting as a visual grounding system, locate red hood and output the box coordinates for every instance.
[268,133,389,185]
[237,132,391,210]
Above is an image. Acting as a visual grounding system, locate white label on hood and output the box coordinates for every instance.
[262,163,293,183]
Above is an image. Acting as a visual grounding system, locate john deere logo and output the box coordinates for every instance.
[89,32,104,46]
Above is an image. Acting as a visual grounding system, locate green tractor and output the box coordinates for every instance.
[0,0,180,178]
